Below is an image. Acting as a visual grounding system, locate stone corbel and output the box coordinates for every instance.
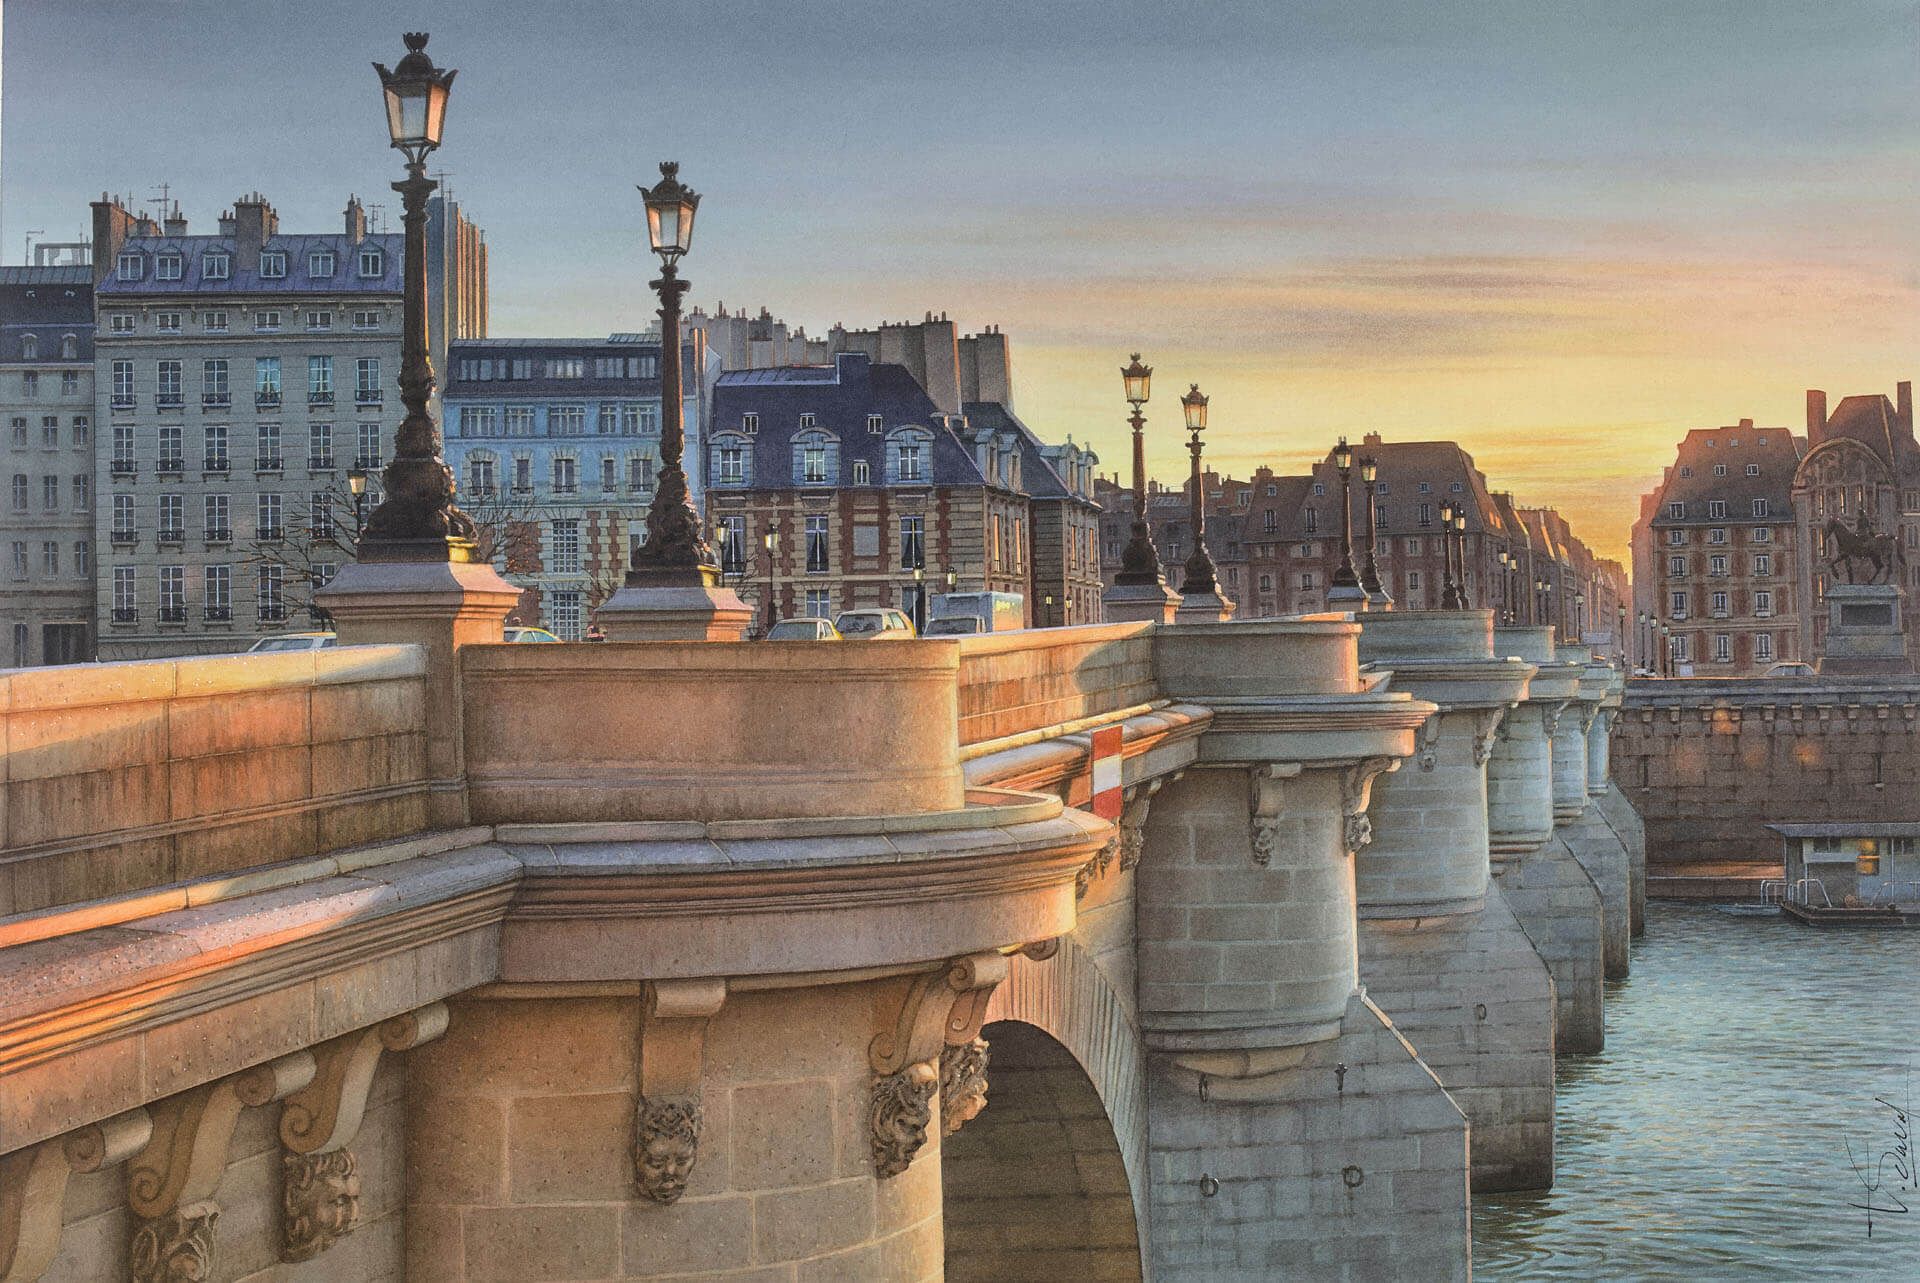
[938,1039,991,1138]
[1541,702,1566,740]
[1118,770,1180,871]
[1415,713,1444,771]
[1340,756,1399,856]
[128,1053,316,1283]
[1471,707,1509,766]
[277,1002,449,1263]
[1076,833,1121,900]
[868,952,1009,1177]
[634,978,727,1205]
[0,1110,151,1283]
[1247,762,1302,867]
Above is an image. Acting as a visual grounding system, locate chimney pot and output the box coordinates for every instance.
[1807,389,1828,443]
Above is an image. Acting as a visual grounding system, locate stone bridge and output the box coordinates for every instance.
[0,592,1642,1281]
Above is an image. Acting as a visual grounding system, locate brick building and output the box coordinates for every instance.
[1633,419,1802,674]
[441,333,712,639]
[703,352,1099,630]
[0,266,96,664]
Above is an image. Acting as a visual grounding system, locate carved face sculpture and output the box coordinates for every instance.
[130,1202,219,1283]
[940,1039,991,1136]
[282,1150,361,1263]
[634,1094,703,1204]
[870,1062,939,1177]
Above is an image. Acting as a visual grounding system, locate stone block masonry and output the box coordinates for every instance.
[1491,838,1605,1054]
[1561,803,1632,978]
[1613,676,1920,871]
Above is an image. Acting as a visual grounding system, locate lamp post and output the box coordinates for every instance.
[1537,575,1553,636]
[1329,437,1363,601]
[1178,384,1219,596]
[347,466,369,538]
[1451,507,1469,607]
[624,161,712,587]
[1496,547,1512,622]
[1660,621,1673,677]
[361,32,473,560]
[1114,354,1164,586]
[914,564,927,633]
[1438,501,1462,609]
[1574,589,1587,642]
[763,523,780,630]
[1617,604,1627,667]
[1359,454,1389,607]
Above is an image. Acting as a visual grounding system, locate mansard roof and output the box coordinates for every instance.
[97,232,403,297]
[1648,423,1799,526]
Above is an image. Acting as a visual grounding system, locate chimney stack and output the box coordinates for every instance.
[162,202,187,236]
[1899,381,1913,441]
[344,196,367,244]
[231,192,278,269]
[1806,389,1827,444]
[89,194,136,283]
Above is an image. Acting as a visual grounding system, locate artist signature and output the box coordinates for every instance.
[1847,1065,1917,1238]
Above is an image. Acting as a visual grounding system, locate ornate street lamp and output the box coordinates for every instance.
[625,161,713,587]
[1496,547,1512,622]
[1113,354,1165,586]
[1359,455,1390,607]
[1329,437,1363,601]
[914,564,927,633]
[360,33,474,560]
[1179,384,1219,596]
[1438,501,1462,609]
[1451,507,1469,606]
[944,565,958,592]
[1537,574,1553,634]
[347,466,369,538]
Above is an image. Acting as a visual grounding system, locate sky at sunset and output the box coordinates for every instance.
[7,0,1920,563]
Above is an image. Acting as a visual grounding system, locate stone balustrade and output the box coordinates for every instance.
[954,623,1157,748]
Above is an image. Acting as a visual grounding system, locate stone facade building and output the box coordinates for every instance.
[0,266,96,665]
[441,333,712,639]
[89,191,486,659]
[703,352,1100,629]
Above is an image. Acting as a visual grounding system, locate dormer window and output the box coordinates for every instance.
[202,252,230,280]
[20,335,36,360]
[741,413,758,435]
[868,414,883,434]
[155,254,183,281]
[800,413,817,430]
[60,335,77,359]
[1746,464,1760,477]
[1680,466,1693,477]
[259,252,288,279]
[1713,464,1727,477]
[115,252,144,281]
[308,249,336,277]
[358,247,385,277]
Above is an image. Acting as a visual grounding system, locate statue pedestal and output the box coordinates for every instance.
[1818,583,1911,675]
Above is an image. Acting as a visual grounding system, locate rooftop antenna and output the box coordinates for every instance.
[431,170,454,205]
[368,203,388,233]
[147,183,173,220]
[22,230,43,264]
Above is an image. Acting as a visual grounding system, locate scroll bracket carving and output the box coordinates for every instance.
[634,978,728,1205]
[1415,715,1442,771]
[0,1110,150,1283]
[1248,762,1301,867]
[1340,756,1399,856]
[867,953,1009,1179]
[280,1002,449,1156]
[1471,707,1509,767]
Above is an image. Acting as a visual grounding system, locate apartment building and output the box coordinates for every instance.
[90,191,486,658]
[0,266,96,664]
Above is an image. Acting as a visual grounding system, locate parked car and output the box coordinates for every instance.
[1765,661,1817,678]
[833,608,917,640]
[922,615,985,637]
[765,617,842,641]
[246,632,337,653]
[504,626,562,643]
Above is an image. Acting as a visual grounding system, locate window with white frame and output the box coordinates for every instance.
[258,492,283,538]
[259,252,287,279]
[207,564,232,615]
[309,249,336,276]
[549,519,582,573]
[806,515,829,573]
[718,516,746,574]
[1670,590,1687,618]
[115,252,144,281]
[1754,526,1772,543]
[1710,554,1727,576]
[462,406,497,437]
[1708,528,1727,545]
[113,566,136,615]
[205,494,230,538]
[741,413,759,435]
[1711,590,1729,616]
[548,590,583,640]
[629,452,654,490]
[112,494,134,535]
[358,247,385,277]
[110,314,136,334]
[356,358,382,401]
[805,588,832,618]
[1755,633,1773,661]
[852,459,872,485]
[1756,590,1773,617]
[1752,498,1769,517]
[468,455,497,498]
[1708,500,1727,518]
[504,406,534,435]
[551,405,586,433]
[552,456,577,494]
[203,310,228,333]
[899,515,925,569]
[156,311,181,333]
[1670,555,1686,576]
[1668,502,1685,519]
[1713,633,1731,662]
[306,310,332,332]
[1754,553,1772,576]
[202,252,229,280]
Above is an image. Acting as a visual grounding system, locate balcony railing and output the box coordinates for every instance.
[110,607,136,623]
[110,395,135,412]
[157,459,184,475]
[156,394,184,411]
[202,393,230,409]
[109,530,136,546]
[203,455,230,473]
[354,455,382,471]
[355,389,383,406]
[258,526,285,542]
[158,606,187,624]
[256,391,282,409]
[204,605,232,622]
[309,455,335,471]
[309,390,334,406]
[258,604,288,622]
[256,456,284,472]
[110,460,136,477]
[205,527,233,542]
[157,528,185,544]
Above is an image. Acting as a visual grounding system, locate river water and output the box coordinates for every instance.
[1475,903,1920,1281]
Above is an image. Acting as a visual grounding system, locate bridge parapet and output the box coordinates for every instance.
[0,645,429,918]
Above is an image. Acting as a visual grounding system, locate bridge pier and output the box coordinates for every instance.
[1353,610,1556,1192]
[1487,627,1606,1055]
[1554,647,1633,981]
[1589,677,1649,938]
[1136,621,1468,1281]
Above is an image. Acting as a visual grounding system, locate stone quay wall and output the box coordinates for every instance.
[1613,676,1920,871]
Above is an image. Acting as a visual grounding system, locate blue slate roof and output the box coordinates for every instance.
[96,232,403,297]
[709,353,990,489]
[0,269,94,363]
[962,400,1076,500]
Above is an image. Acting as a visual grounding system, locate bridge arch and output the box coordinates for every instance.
[944,932,1149,1277]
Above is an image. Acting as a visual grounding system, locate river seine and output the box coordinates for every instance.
[1475,903,1920,1281]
